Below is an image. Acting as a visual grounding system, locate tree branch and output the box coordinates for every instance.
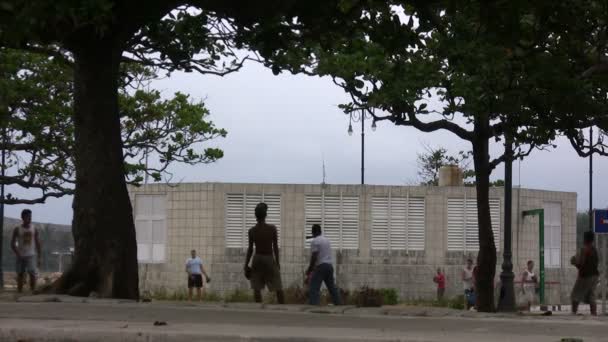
[489,144,536,171]
[14,44,73,66]
[380,112,474,141]
[581,56,608,78]
[1,191,71,205]
[567,133,608,157]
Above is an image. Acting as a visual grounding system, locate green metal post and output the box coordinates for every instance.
[523,209,545,306]
[539,210,545,306]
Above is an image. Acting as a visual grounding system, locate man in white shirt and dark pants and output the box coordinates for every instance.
[186,249,210,301]
[306,224,341,305]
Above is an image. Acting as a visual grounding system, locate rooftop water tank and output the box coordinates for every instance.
[438,165,463,186]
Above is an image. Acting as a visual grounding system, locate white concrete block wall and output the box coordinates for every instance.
[130,183,577,304]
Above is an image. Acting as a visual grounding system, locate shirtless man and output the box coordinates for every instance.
[244,203,285,304]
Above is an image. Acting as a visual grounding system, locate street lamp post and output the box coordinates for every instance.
[348,109,376,185]
[498,133,515,311]
[589,126,593,231]
[0,125,5,289]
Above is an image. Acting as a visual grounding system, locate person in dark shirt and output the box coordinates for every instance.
[571,231,600,315]
[244,202,285,304]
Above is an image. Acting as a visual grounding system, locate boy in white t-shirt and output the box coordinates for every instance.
[186,249,210,301]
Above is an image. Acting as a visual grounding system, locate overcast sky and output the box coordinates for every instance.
[5,61,607,224]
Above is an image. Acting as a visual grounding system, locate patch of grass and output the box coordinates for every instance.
[146,287,222,302]
[224,288,254,303]
[145,285,405,307]
[284,285,308,304]
[169,289,189,301]
[264,285,308,304]
[379,288,399,305]
[203,290,223,302]
[354,286,384,307]
[447,295,465,310]
[402,295,465,310]
[148,287,189,301]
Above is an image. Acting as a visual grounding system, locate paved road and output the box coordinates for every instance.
[0,301,606,341]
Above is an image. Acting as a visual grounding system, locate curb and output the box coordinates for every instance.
[0,321,435,342]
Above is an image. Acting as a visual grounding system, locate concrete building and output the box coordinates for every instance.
[130,182,577,304]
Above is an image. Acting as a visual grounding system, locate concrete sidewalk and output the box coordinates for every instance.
[7,292,604,318]
[0,295,607,341]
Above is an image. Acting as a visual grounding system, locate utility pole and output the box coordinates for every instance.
[0,125,6,289]
[498,133,515,311]
[347,109,375,185]
[589,126,593,231]
[361,109,365,185]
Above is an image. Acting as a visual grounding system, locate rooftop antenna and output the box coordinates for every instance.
[321,154,327,188]
[144,80,151,185]
[144,148,149,184]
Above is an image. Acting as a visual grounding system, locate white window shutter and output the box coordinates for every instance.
[226,193,282,249]
[340,196,359,249]
[245,194,262,230]
[448,197,501,252]
[489,199,501,251]
[263,194,282,244]
[389,197,407,250]
[135,196,152,217]
[372,196,425,251]
[464,199,479,252]
[305,194,359,250]
[152,244,165,262]
[134,195,166,263]
[225,194,245,248]
[407,197,426,251]
[305,195,323,246]
[137,243,151,261]
[543,202,561,268]
[323,195,342,248]
[371,197,390,249]
[135,220,152,243]
[152,220,166,244]
[447,198,465,251]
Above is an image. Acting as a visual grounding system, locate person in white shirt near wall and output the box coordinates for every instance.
[462,258,475,310]
[305,224,341,306]
[186,249,210,301]
[11,209,41,293]
[520,260,538,311]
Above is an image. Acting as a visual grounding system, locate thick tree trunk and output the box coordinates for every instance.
[53,36,139,299]
[472,120,497,313]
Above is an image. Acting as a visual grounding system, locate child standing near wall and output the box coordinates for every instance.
[433,268,446,301]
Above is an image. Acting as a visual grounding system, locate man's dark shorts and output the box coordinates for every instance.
[250,255,283,291]
[16,256,37,276]
[188,274,203,288]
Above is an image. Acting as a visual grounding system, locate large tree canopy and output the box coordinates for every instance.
[249,1,608,311]
[2,0,607,304]
[0,47,226,205]
[0,0,349,299]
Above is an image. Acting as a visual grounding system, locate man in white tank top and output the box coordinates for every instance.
[462,258,475,309]
[10,209,41,292]
[520,260,537,311]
